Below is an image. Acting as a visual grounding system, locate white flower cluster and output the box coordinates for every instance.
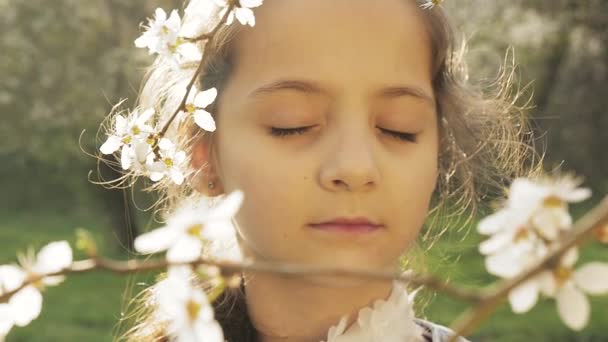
[134,190,244,341]
[100,1,264,186]
[152,266,224,342]
[478,176,608,330]
[214,0,263,27]
[135,1,262,66]
[323,281,423,342]
[0,241,73,340]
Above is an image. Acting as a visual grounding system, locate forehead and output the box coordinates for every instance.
[230,0,433,96]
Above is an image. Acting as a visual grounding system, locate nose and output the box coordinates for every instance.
[319,125,380,193]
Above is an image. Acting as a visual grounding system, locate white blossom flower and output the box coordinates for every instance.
[0,241,73,336]
[508,248,608,330]
[0,265,26,339]
[171,42,203,66]
[355,282,422,342]
[419,0,443,10]
[478,176,591,280]
[0,301,13,341]
[100,108,155,170]
[134,8,202,67]
[134,190,244,263]
[480,230,548,279]
[154,266,224,342]
[26,241,73,286]
[177,86,217,132]
[479,176,591,241]
[214,0,263,27]
[146,138,188,185]
[120,138,154,173]
[135,8,182,56]
[323,281,423,342]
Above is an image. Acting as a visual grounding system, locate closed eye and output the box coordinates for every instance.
[269,126,418,143]
[377,127,418,143]
[269,126,314,137]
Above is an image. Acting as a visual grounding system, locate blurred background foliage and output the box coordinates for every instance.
[0,0,606,341]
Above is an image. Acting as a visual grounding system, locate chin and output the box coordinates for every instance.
[293,252,397,285]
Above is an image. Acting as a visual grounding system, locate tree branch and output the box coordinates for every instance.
[448,195,608,341]
[0,254,481,304]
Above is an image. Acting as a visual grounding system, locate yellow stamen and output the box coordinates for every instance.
[553,266,572,287]
[543,195,563,208]
[121,136,132,144]
[514,227,530,242]
[185,104,196,114]
[164,158,173,167]
[186,299,201,321]
[187,224,204,237]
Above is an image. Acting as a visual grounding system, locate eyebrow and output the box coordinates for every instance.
[248,79,325,97]
[247,79,435,105]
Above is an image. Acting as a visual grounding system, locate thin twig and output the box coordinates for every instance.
[0,255,481,303]
[156,3,235,139]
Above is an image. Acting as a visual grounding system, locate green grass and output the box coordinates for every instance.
[2,205,608,341]
[419,211,608,341]
[0,209,158,342]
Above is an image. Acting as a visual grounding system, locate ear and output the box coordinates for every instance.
[191,138,225,196]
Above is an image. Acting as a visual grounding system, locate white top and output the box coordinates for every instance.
[321,281,470,342]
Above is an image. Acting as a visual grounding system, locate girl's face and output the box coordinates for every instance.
[212,0,438,272]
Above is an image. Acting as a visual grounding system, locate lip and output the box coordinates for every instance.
[308,216,384,233]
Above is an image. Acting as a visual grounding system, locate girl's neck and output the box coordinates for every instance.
[243,271,394,342]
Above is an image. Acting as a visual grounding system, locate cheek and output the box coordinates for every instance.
[216,135,311,257]
[386,146,438,243]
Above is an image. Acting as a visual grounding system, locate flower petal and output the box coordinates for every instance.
[207,190,244,220]
[167,237,203,263]
[114,115,128,134]
[176,43,203,64]
[154,8,167,23]
[0,265,27,292]
[485,249,523,278]
[225,11,235,25]
[169,167,185,185]
[241,0,263,8]
[136,108,155,125]
[0,304,14,338]
[561,247,579,268]
[479,231,512,255]
[134,227,180,254]
[538,270,557,297]
[10,286,42,327]
[121,144,132,170]
[562,188,592,203]
[235,8,255,26]
[149,171,165,182]
[574,262,608,295]
[158,138,175,151]
[201,219,236,242]
[34,241,72,275]
[193,110,216,132]
[477,209,509,235]
[193,88,217,109]
[100,135,122,155]
[192,319,224,342]
[508,279,539,313]
[556,284,590,331]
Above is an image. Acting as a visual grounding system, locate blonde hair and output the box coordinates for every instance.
[116,1,541,340]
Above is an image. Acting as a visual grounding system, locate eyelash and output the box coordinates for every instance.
[269,126,418,142]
